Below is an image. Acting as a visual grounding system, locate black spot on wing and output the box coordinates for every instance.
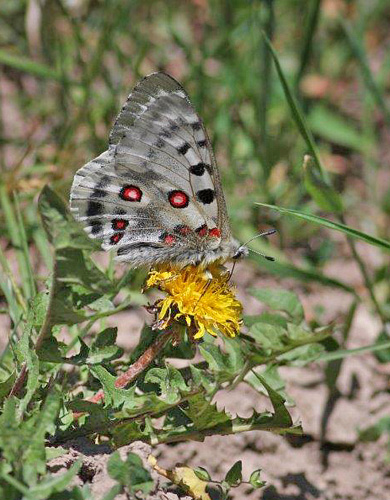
[197,140,207,148]
[189,163,207,176]
[177,142,190,155]
[87,201,103,216]
[91,188,107,198]
[191,121,202,131]
[90,221,103,235]
[91,176,110,198]
[155,137,165,148]
[196,189,215,204]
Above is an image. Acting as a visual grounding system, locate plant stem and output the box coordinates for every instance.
[340,215,387,326]
[73,329,174,416]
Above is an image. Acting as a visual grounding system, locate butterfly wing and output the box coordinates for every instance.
[70,72,236,267]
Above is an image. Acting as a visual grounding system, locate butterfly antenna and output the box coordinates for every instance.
[248,248,275,261]
[241,228,277,248]
[230,228,276,280]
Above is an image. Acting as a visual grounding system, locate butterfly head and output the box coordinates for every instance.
[232,244,249,260]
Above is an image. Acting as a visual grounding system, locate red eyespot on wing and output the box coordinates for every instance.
[163,234,176,245]
[120,185,142,202]
[209,228,221,238]
[112,219,128,230]
[110,233,123,245]
[196,224,208,237]
[168,190,189,208]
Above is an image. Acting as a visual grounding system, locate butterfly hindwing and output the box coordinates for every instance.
[70,72,236,267]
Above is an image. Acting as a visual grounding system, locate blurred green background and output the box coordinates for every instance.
[1,0,390,302]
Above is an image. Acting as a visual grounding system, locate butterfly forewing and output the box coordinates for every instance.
[70,72,235,267]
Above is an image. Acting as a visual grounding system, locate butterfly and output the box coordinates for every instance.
[70,72,247,268]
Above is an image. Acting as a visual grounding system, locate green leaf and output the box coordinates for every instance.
[244,312,288,328]
[249,287,304,322]
[308,105,369,152]
[28,460,82,499]
[249,469,266,489]
[193,467,211,482]
[145,366,189,405]
[251,373,293,429]
[17,319,40,414]
[107,451,153,495]
[199,338,244,379]
[23,391,62,484]
[225,460,242,487]
[183,394,231,431]
[38,186,98,251]
[256,202,390,252]
[0,372,16,400]
[359,416,390,442]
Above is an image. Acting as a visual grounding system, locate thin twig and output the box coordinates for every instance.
[73,329,174,418]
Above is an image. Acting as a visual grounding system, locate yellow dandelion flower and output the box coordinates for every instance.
[145,264,243,340]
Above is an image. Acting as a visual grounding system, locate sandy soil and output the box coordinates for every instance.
[41,258,390,499]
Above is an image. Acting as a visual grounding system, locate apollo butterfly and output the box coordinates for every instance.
[70,72,247,268]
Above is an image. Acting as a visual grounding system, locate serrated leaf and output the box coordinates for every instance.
[38,186,98,251]
[250,373,292,429]
[199,340,244,379]
[36,337,64,363]
[249,323,288,351]
[63,328,122,366]
[249,288,304,322]
[145,366,188,404]
[225,460,242,486]
[183,394,231,431]
[23,391,62,484]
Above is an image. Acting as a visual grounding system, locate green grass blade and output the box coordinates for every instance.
[0,186,34,300]
[14,194,36,298]
[258,0,275,175]
[256,202,390,252]
[262,32,329,183]
[295,0,323,89]
[340,19,390,126]
[0,49,69,83]
[308,339,390,363]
